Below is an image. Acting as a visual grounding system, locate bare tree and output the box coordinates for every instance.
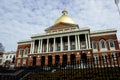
[0,43,5,52]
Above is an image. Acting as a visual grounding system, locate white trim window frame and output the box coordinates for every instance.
[23,48,29,57]
[18,49,23,58]
[109,39,115,50]
[93,54,99,64]
[100,39,107,51]
[92,41,98,52]
[22,59,26,66]
[102,54,108,63]
[17,59,20,67]
[112,53,117,62]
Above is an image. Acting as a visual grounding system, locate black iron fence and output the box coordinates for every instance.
[0,53,120,80]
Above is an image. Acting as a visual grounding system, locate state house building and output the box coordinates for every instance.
[14,10,120,67]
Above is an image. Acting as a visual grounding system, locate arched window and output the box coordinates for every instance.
[93,54,99,64]
[24,48,29,56]
[92,41,97,49]
[100,39,106,49]
[19,49,23,57]
[102,54,108,63]
[112,53,117,62]
[109,39,115,48]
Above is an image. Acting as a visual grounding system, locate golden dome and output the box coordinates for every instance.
[54,9,76,24]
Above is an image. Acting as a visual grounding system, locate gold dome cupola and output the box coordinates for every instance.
[54,9,76,24]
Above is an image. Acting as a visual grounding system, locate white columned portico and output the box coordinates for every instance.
[68,36,70,50]
[40,39,43,53]
[75,35,78,50]
[37,40,41,53]
[78,35,80,50]
[85,34,88,49]
[47,38,49,52]
[53,37,56,52]
[61,36,63,51]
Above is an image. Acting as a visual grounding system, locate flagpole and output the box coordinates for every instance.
[116,4,120,15]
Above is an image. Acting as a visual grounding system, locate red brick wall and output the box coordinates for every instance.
[90,34,119,51]
[14,44,31,67]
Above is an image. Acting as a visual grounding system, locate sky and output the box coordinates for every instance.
[0,0,120,52]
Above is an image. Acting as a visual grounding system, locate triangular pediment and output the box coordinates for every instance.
[45,22,78,31]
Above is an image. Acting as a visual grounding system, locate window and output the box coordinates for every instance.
[64,42,68,50]
[71,42,75,50]
[112,53,117,62]
[23,48,29,57]
[57,43,60,51]
[109,39,115,48]
[6,56,8,59]
[93,54,99,64]
[102,54,108,63]
[24,48,28,55]
[10,55,12,58]
[19,49,23,57]
[17,59,20,66]
[100,39,107,49]
[22,59,26,66]
[92,41,97,49]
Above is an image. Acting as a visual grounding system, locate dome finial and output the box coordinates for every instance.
[62,9,68,15]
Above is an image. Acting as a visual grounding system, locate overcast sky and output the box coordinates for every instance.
[0,0,120,52]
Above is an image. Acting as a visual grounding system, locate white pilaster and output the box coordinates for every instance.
[61,37,63,51]
[47,38,49,52]
[68,36,70,50]
[85,34,88,49]
[75,35,78,50]
[78,35,80,50]
[53,37,56,52]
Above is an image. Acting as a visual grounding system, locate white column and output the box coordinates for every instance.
[85,34,88,49]
[88,34,91,48]
[33,41,35,53]
[47,38,49,52]
[53,37,56,52]
[40,39,43,53]
[30,41,33,54]
[68,36,70,50]
[61,37,63,51]
[78,35,80,50]
[37,40,40,53]
[75,35,78,50]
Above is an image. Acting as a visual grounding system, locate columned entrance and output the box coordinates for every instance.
[48,56,52,66]
[55,55,60,66]
[70,54,76,65]
[62,54,68,66]
[41,56,45,66]
[32,57,36,66]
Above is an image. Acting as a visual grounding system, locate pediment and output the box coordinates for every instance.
[45,22,78,31]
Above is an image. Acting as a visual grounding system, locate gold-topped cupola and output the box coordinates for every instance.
[54,9,76,24]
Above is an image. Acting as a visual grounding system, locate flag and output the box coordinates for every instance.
[115,0,119,5]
